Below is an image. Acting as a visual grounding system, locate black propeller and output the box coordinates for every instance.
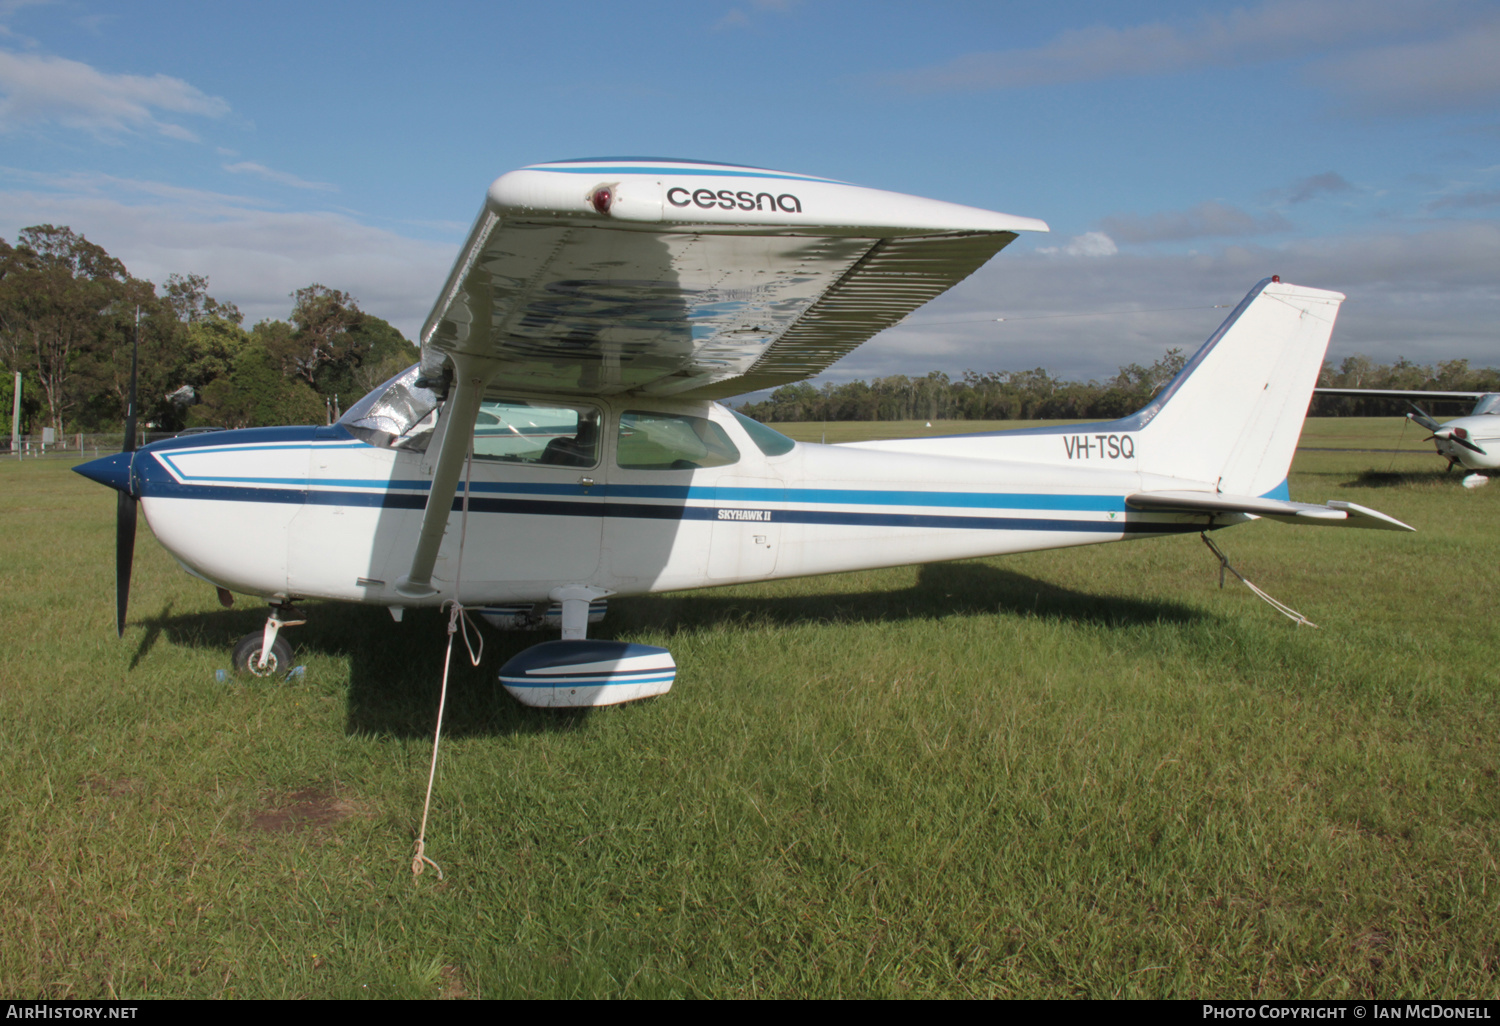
[116,307,139,637]
[1406,402,1442,433]
[1408,401,1488,458]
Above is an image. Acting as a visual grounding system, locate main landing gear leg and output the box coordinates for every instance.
[232,601,307,677]
[550,585,613,641]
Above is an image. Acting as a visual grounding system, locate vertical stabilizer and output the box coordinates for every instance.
[1128,278,1343,495]
[847,278,1345,499]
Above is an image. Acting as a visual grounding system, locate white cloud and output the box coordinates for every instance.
[0,169,454,340]
[1100,201,1292,243]
[222,161,338,192]
[883,0,1497,116]
[1313,18,1500,115]
[712,9,751,31]
[0,0,51,45]
[1038,231,1117,257]
[712,0,799,31]
[0,49,228,138]
[1427,189,1500,211]
[808,221,1500,384]
[1282,172,1356,205]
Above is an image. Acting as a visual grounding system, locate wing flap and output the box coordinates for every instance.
[677,232,1017,398]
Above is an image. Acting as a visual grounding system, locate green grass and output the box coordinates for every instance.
[1,419,1496,998]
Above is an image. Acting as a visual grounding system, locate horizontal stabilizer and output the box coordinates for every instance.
[1126,490,1414,532]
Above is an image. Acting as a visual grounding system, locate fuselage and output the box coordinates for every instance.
[1432,409,1500,471]
[130,397,1203,607]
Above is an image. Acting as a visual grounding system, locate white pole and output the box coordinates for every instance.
[10,372,20,460]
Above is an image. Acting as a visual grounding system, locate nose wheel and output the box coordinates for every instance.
[232,601,305,677]
[233,632,293,677]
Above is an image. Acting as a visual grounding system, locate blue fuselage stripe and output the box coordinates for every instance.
[138,479,1191,535]
[144,467,1130,514]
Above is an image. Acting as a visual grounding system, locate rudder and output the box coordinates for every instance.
[1129,278,1344,495]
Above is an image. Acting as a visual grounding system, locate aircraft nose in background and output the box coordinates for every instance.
[73,451,134,494]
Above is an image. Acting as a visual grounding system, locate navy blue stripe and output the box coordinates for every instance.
[145,465,1131,514]
[143,479,1199,535]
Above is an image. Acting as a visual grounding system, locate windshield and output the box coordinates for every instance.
[338,364,441,450]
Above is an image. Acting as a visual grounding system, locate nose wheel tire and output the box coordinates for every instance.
[232,632,294,677]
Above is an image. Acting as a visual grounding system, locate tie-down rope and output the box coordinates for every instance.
[413,435,485,880]
[1200,531,1318,629]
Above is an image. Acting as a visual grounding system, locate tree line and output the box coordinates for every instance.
[737,352,1500,423]
[737,349,1193,423]
[1,225,418,437]
[1310,355,1500,415]
[5,224,1493,437]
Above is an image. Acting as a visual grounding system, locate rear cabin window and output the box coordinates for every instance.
[616,411,740,470]
[473,400,600,467]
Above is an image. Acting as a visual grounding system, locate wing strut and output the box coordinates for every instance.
[396,354,501,599]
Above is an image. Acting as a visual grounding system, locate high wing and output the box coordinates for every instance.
[396,159,1047,599]
[418,158,1048,399]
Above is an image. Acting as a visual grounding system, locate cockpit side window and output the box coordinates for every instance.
[1473,394,1500,417]
[473,400,601,467]
[617,410,740,470]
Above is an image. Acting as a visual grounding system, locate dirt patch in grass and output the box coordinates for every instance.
[438,964,468,1000]
[80,775,142,798]
[1353,928,1394,972]
[252,785,366,835]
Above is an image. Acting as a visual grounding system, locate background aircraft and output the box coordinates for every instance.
[75,159,1411,705]
[1313,388,1500,487]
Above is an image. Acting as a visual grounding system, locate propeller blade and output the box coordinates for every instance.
[115,489,136,637]
[1452,434,1487,456]
[1406,403,1442,433]
[115,305,140,637]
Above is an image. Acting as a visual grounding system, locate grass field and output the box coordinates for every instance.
[1,418,1495,998]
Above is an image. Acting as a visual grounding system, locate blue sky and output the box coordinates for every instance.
[2,0,1497,390]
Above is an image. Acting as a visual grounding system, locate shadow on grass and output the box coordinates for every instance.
[129,560,1203,739]
[1342,469,1461,488]
[129,599,173,670]
[610,560,1201,638]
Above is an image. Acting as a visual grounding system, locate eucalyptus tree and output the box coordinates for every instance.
[0,226,132,437]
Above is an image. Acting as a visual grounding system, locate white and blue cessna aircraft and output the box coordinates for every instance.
[76,158,1412,705]
[1314,387,1500,488]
